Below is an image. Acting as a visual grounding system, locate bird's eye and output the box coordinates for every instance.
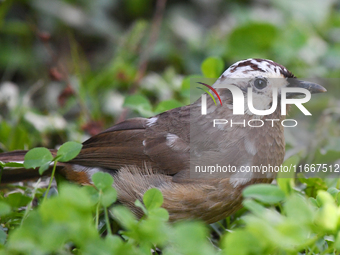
[254,78,267,89]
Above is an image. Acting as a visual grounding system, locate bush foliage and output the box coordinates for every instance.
[1,0,340,254]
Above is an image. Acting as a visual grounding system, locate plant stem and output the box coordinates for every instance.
[95,192,101,228]
[43,160,57,203]
[104,206,112,236]
[21,178,41,226]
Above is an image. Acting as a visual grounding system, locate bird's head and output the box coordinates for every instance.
[213,58,326,115]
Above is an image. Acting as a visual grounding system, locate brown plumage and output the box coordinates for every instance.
[0,59,326,223]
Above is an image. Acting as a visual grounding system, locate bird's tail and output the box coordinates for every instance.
[0,150,57,183]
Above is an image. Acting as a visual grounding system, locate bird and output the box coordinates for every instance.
[0,58,326,224]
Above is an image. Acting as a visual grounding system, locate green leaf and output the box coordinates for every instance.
[0,120,35,151]
[55,171,69,187]
[83,186,100,205]
[0,227,6,245]
[228,23,278,59]
[134,199,147,215]
[5,192,31,209]
[222,229,263,255]
[123,94,153,117]
[143,188,163,210]
[313,137,340,163]
[336,192,340,206]
[327,187,340,198]
[3,162,25,168]
[277,155,299,195]
[56,141,83,162]
[242,199,266,217]
[171,221,213,254]
[110,206,137,229]
[314,150,340,164]
[243,184,285,204]
[335,233,340,250]
[284,194,314,225]
[308,197,319,208]
[24,147,53,169]
[154,100,182,113]
[316,190,334,206]
[201,56,224,78]
[0,201,11,216]
[39,161,51,175]
[279,155,299,178]
[315,203,339,231]
[92,172,114,190]
[148,208,169,221]
[101,187,117,207]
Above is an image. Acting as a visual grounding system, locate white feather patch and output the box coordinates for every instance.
[229,171,253,188]
[166,133,179,147]
[73,164,104,180]
[244,137,257,155]
[146,117,158,127]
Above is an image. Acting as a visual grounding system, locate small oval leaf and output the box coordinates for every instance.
[92,172,114,190]
[242,199,266,216]
[148,207,169,221]
[101,187,117,207]
[243,184,285,204]
[24,148,53,169]
[123,94,153,117]
[143,188,163,210]
[154,100,183,114]
[57,141,83,162]
[201,57,224,78]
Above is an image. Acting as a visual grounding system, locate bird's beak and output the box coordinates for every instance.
[286,79,327,98]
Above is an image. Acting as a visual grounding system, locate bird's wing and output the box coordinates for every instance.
[69,106,191,176]
[143,105,190,175]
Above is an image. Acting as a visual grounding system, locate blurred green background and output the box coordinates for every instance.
[0,0,339,155]
[2,1,340,254]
